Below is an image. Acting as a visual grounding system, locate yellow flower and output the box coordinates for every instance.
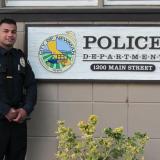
[57,120,65,125]
[113,126,124,134]
[78,121,86,128]
[89,115,97,125]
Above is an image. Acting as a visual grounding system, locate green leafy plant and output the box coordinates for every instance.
[56,115,149,160]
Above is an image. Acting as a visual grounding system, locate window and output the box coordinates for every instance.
[5,0,98,6]
[104,0,160,5]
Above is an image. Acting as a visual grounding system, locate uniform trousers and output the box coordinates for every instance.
[0,118,27,160]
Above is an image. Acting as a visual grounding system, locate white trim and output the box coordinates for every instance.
[6,0,98,6]
[104,0,160,5]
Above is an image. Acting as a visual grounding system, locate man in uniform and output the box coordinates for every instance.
[0,18,37,160]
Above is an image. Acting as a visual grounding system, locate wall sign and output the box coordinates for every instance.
[26,24,160,81]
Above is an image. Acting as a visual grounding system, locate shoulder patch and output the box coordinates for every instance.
[20,57,26,67]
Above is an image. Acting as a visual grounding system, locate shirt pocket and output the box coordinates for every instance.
[17,65,26,81]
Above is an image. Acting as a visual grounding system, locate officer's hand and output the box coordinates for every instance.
[5,108,18,122]
[13,108,27,123]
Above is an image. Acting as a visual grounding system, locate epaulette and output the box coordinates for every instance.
[17,49,27,57]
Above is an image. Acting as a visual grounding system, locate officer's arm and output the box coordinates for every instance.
[23,61,37,115]
[0,102,10,118]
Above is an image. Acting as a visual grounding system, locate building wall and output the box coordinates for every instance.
[14,21,160,160]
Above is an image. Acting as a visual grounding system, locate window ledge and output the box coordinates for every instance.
[1,7,160,14]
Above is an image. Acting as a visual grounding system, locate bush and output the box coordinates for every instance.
[56,115,149,160]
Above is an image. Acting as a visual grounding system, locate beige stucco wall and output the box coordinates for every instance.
[15,22,160,160]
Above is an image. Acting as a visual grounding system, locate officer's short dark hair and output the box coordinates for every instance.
[0,18,17,26]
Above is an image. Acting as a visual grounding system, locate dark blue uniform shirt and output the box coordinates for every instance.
[0,47,37,118]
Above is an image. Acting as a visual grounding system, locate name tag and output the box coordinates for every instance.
[6,76,13,79]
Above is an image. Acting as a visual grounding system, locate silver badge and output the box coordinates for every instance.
[20,57,25,67]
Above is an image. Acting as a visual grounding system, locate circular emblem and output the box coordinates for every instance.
[20,57,25,67]
[39,32,76,73]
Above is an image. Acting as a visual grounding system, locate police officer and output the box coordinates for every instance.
[0,18,37,160]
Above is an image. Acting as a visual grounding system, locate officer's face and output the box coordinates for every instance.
[0,23,17,49]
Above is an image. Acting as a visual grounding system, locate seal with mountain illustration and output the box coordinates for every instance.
[39,31,76,72]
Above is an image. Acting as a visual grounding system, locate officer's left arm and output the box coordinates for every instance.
[23,61,37,115]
